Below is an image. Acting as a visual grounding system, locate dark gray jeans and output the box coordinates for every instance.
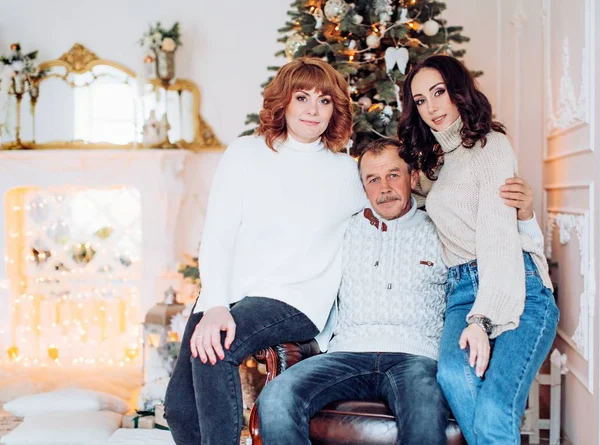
[164,296,319,445]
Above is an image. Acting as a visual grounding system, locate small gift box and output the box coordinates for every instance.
[154,404,169,430]
[122,410,156,429]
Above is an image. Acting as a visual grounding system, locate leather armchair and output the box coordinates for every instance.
[249,340,466,445]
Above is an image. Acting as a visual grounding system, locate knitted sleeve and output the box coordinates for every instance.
[197,139,245,310]
[468,134,526,336]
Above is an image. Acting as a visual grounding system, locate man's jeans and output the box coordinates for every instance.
[257,351,449,445]
[437,253,559,444]
[164,296,319,445]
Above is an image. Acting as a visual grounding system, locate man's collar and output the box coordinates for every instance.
[362,196,418,230]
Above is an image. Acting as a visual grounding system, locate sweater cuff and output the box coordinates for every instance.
[517,212,543,244]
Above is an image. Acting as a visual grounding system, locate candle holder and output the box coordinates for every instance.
[153,49,177,148]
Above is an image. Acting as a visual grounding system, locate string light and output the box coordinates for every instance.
[4,187,143,367]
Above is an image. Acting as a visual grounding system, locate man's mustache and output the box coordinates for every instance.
[377,195,400,204]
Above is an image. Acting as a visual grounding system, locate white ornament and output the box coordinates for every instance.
[366,34,381,49]
[382,105,393,116]
[352,13,363,24]
[373,0,393,17]
[311,7,325,29]
[379,12,391,24]
[10,60,24,73]
[384,47,409,74]
[142,110,162,147]
[363,52,376,62]
[357,96,372,110]
[324,0,349,24]
[285,33,307,60]
[422,19,440,37]
[379,110,391,125]
[396,8,410,24]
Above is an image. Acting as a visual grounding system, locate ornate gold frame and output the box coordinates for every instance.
[2,43,222,151]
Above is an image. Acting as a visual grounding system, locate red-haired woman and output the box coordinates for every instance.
[398,55,558,444]
[164,58,366,445]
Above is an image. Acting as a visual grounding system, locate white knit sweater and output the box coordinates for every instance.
[194,135,366,347]
[327,199,447,360]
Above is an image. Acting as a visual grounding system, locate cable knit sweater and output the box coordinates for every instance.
[327,199,447,360]
[426,117,551,337]
[194,134,366,349]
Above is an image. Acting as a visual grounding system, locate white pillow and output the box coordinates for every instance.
[3,388,129,417]
[107,428,175,445]
[0,411,122,445]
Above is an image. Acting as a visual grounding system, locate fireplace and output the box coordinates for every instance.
[0,148,221,366]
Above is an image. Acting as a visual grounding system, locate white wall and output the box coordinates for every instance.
[0,0,291,145]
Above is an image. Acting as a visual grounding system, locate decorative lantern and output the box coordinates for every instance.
[142,286,185,383]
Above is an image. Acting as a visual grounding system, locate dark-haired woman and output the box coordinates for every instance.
[398,55,558,444]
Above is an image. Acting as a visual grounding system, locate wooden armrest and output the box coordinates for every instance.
[254,339,321,384]
[250,339,320,443]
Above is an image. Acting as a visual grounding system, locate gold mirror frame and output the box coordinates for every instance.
[7,43,222,151]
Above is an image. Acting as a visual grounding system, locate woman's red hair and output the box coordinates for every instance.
[257,58,353,152]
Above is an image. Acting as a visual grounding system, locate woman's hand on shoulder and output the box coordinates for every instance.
[459,324,490,378]
[499,176,534,221]
[190,306,236,365]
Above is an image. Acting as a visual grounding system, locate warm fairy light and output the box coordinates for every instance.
[7,346,19,360]
[335,25,340,31]
[5,187,142,367]
[349,54,355,62]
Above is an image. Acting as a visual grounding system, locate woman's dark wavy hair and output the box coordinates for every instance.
[397,55,506,180]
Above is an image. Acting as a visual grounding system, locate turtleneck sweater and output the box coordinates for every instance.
[194,134,367,348]
[425,117,551,337]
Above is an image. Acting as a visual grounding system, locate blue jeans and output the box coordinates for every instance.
[164,297,319,445]
[437,253,559,445]
[257,352,449,445]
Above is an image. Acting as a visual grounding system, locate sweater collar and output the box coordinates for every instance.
[431,116,463,153]
[279,134,325,153]
[363,197,418,231]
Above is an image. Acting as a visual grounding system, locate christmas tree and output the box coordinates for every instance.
[243,0,474,156]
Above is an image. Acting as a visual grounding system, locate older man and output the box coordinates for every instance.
[256,138,542,444]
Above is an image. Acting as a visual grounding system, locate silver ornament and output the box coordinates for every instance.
[357,96,372,110]
[352,13,363,24]
[324,0,349,24]
[285,33,307,60]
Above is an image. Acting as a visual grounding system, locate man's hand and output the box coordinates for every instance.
[459,324,490,378]
[190,306,236,365]
[499,176,534,221]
